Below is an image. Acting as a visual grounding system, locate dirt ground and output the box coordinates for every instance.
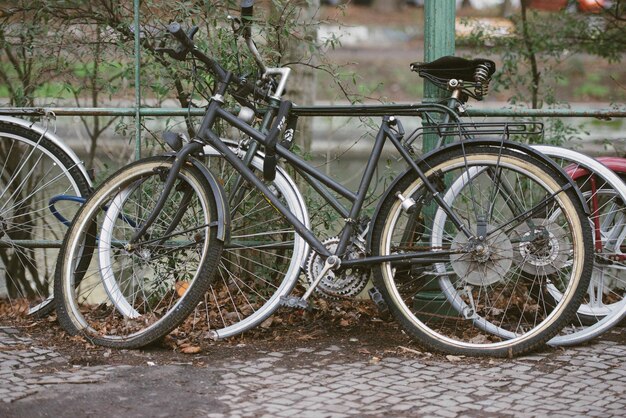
[2,298,625,371]
[1,300,432,369]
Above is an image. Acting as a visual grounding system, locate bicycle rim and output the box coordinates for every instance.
[55,157,222,348]
[372,146,592,356]
[191,146,309,339]
[0,122,90,317]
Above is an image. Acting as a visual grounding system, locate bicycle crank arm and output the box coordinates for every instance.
[302,255,341,301]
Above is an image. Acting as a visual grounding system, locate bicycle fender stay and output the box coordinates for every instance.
[367,139,590,252]
[188,156,231,243]
[0,115,93,187]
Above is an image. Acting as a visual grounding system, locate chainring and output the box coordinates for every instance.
[305,236,369,300]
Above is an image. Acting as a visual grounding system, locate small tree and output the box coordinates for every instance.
[463,0,625,144]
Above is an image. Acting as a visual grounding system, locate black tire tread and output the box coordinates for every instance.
[54,156,223,348]
[371,145,594,357]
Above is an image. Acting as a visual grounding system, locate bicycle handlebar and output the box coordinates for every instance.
[165,20,271,106]
[166,22,228,82]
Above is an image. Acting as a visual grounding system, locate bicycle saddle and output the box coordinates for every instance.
[410,56,496,82]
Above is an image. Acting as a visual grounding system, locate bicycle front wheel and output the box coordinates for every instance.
[196,145,309,339]
[54,156,223,348]
[371,144,593,357]
[0,120,91,317]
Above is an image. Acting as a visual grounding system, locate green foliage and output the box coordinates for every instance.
[460,2,625,145]
[574,72,611,100]
[0,0,363,174]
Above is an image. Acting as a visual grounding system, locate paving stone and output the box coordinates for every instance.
[1,323,624,416]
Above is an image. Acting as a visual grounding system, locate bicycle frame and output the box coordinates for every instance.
[194,92,484,269]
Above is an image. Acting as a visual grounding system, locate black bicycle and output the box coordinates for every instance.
[53,1,593,357]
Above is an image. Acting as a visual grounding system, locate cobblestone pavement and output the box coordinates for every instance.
[1,326,625,417]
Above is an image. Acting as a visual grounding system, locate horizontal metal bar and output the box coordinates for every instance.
[464,108,626,118]
[0,240,62,249]
[1,106,624,118]
[0,107,207,117]
[292,104,433,116]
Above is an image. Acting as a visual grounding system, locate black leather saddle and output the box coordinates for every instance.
[410,56,496,82]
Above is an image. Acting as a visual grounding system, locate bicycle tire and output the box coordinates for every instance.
[533,145,626,346]
[371,144,593,357]
[0,120,91,317]
[194,145,309,339]
[54,156,223,348]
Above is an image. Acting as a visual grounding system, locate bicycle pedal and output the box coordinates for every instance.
[279,296,309,310]
[368,287,389,315]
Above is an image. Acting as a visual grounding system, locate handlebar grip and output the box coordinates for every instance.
[241,0,255,13]
[241,0,254,38]
[167,23,196,50]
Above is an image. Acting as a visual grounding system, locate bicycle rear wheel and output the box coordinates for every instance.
[371,144,593,357]
[0,120,91,317]
[533,146,626,346]
[54,156,223,348]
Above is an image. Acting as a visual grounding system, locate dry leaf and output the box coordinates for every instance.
[181,346,202,354]
[175,281,189,297]
[369,356,381,365]
[397,346,422,355]
[260,317,274,329]
[296,334,316,341]
[445,355,464,362]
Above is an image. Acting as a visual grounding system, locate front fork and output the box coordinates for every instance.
[127,141,204,246]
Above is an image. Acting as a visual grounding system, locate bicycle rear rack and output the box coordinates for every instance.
[403,121,545,149]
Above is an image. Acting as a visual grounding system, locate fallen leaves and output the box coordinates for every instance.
[180,345,202,354]
[175,281,189,298]
[260,317,274,329]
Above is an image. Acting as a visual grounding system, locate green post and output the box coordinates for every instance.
[423,0,456,152]
[415,0,458,319]
[134,0,141,160]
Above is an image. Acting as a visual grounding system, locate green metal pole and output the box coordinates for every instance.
[423,0,456,152]
[134,0,141,160]
[418,0,457,316]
